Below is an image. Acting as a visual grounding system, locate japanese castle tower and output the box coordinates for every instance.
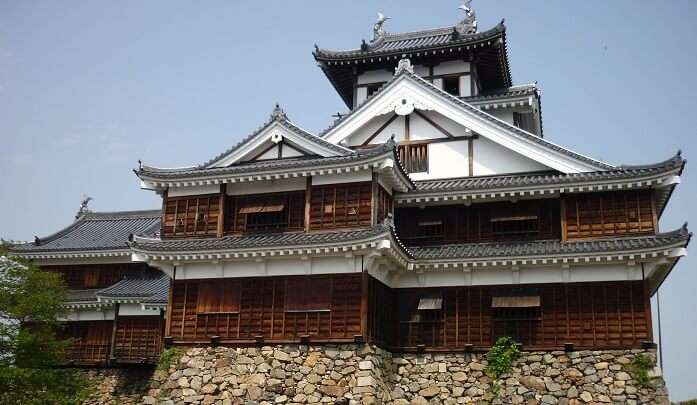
[10,4,687,403]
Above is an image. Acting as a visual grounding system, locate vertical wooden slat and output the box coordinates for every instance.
[360,270,369,339]
[468,138,474,176]
[217,185,226,237]
[305,177,312,231]
[109,303,120,363]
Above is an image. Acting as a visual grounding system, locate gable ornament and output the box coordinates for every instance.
[372,12,390,42]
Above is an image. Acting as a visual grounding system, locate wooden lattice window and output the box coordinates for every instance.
[285,278,332,312]
[163,194,220,238]
[376,185,393,224]
[398,144,428,173]
[492,295,541,346]
[309,182,372,230]
[197,281,241,313]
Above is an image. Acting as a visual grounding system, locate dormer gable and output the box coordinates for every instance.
[204,104,352,168]
[321,60,613,176]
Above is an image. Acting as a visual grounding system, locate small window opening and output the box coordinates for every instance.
[442,76,460,96]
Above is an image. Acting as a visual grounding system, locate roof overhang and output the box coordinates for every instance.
[11,249,133,261]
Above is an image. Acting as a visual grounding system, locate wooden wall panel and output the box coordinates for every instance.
[563,190,656,239]
[60,321,113,365]
[396,199,561,246]
[112,316,163,363]
[388,280,650,351]
[46,263,159,290]
[162,194,220,238]
[309,182,373,230]
[376,185,393,225]
[168,274,362,343]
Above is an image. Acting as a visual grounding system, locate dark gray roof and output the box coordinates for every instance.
[314,21,506,61]
[321,68,613,170]
[130,225,393,252]
[12,211,161,253]
[410,225,692,261]
[462,84,538,103]
[96,274,169,302]
[67,289,101,303]
[412,153,685,194]
[137,140,413,186]
[198,105,352,169]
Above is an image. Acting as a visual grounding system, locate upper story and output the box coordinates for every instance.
[129,6,689,295]
[313,10,542,137]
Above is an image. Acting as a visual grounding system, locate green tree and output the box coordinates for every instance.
[0,249,89,404]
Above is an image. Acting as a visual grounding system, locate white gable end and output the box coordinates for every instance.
[209,121,347,168]
[324,73,610,174]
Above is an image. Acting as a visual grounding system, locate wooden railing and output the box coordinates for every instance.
[65,342,110,365]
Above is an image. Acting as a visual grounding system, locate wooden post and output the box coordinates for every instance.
[217,184,226,237]
[360,269,369,342]
[304,177,312,231]
[160,189,168,237]
[164,267,176,338]
[560,198,568,241]
[109,303,120,364]
[371,172,379,226]
[468,137,474,176]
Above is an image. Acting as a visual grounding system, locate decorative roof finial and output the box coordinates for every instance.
[372,12,390,42]
[394,58,414,75]
[75,195,93,220]
[270,103,288,121]
[456,0,478,36]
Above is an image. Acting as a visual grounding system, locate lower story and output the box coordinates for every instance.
[165,272,653,352]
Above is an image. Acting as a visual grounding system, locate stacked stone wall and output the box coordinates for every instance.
[138,345,668,405]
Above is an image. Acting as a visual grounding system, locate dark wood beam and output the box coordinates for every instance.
[361,114,398,146]
[414,110,454,138]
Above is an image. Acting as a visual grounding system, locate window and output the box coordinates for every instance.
[197,281,240,313]
[285,278,332,312]
[492,295,541,345]
[226,191,305,234]
[398,144,428,173]
[490,215,540,239]
[366,83,384,97]
[442,76,460,96]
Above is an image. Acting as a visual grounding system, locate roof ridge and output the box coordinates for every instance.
[81,209,162,219]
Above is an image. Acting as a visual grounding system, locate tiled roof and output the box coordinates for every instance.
[130,225,393,252]
[199,108,352,169]
[314,22,506,60]
[137,140,410,182]
[67,289,101,303]
[410,226,691,261]
[412,153,685,194]
[96,274,169,302]
[12,211,161,253]
[462,84,538,103]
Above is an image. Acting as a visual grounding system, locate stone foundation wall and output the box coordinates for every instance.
[140,345,668,405]
[80,367,155,405]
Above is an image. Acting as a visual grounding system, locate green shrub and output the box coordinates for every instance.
[628,353,656,389]
[485,336,520,404]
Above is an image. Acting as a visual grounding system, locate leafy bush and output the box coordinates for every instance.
[485,336,520,403]
[157,347,183,371]
[628,353,656,389]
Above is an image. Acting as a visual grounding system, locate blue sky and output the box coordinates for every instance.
[1,0,696,400]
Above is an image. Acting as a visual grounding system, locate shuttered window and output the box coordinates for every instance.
[285,278,332,312]
[197,281,241,313]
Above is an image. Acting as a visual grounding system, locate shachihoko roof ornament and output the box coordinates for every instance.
[75,194,93,220]
[372,12,390,42]
[456,0,478,36]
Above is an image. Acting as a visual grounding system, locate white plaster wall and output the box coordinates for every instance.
[62,308,116,321]
[342,115,405,146]
[357,69,393,85]
[433,60,470,76]
[119,303,161,316]
[473,137,549,176]
[409,114,448,141]
[355,87,368,105]
[169,184,220,197]
[282,145,304,158]
[178,256,364,280]
[409,140,469,181]
[226,178,306,195]
[488,109,515,125]
[312,170,372,186]
[459,75,472,97]
[254,145,279,160]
